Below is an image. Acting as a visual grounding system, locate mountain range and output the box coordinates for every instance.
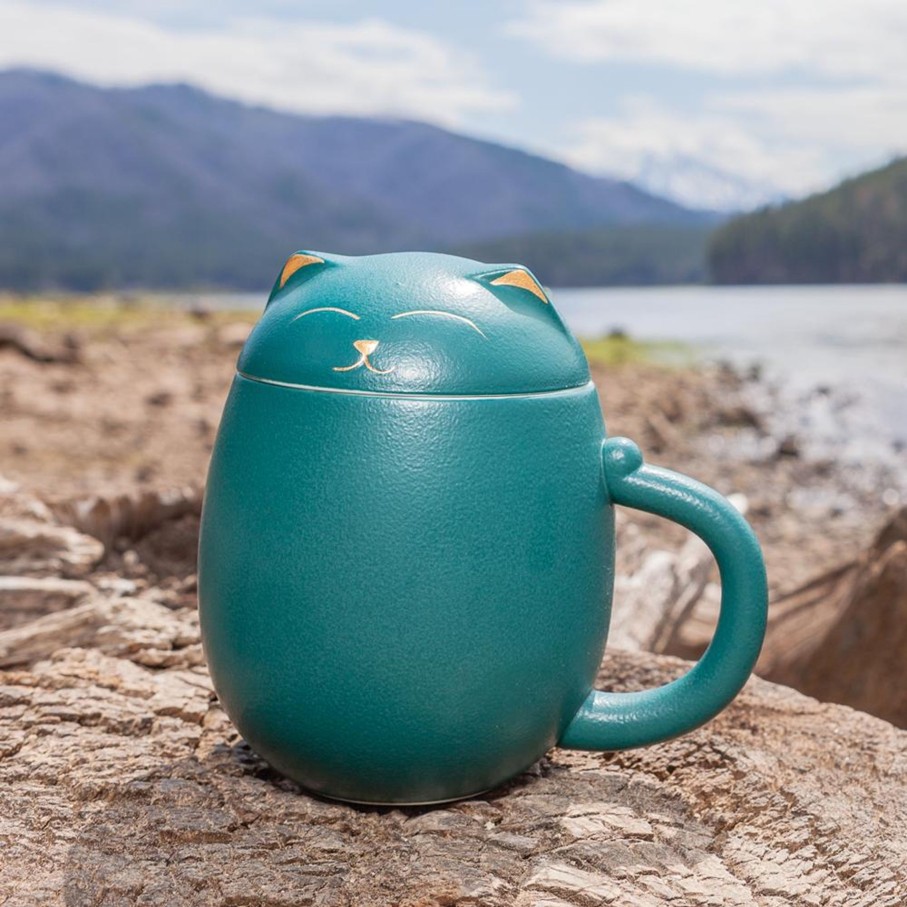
[0,69,712,291]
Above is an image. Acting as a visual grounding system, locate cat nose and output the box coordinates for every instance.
[353,339,379,356]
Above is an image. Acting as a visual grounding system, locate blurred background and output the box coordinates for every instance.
[1,1,905,728]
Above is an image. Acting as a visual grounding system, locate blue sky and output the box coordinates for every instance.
[1,0,905,208]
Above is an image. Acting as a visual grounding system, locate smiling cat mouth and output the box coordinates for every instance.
[333,355,395,374]
[333,339,395,374]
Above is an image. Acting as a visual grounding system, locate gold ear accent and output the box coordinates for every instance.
[279,253,325,288]
[490,269,548,303]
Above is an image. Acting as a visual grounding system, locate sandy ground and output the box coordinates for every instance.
[0,301,895,594]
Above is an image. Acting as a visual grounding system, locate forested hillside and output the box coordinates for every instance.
[709,157,907,284]
[0,69,708,291]
[455,224,711,287]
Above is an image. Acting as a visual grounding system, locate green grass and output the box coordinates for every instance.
[580,333,694,367]
[0,295,258,333]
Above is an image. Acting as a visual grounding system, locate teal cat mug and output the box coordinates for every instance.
[198,251,768,805]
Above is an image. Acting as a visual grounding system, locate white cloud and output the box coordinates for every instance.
[559,81,907,205]
[715,87,907,152]
[0,1,515,125]
[513,0,907,203]
[509,0,907,81]
[561,97,838,207]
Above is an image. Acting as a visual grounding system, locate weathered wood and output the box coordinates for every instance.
[0,576,94,630]
[0,595,202,668]
[0,589,904,906]
[672,506,907,728]
[767,531,907,728]
[0,481,105,587]
[0,323,80,364]
[610,537,710,652]
[1,481,904,905]
[0,517,103,581]
[609,494,747,654]
[48,485,202,547]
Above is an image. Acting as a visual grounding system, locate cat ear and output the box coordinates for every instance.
[267,250,331,304]
[474,265,549,304]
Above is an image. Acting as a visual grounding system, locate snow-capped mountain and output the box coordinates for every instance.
[630,153,787,213]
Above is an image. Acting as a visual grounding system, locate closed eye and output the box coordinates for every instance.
[292,307,360,321]
[391,310,486,338]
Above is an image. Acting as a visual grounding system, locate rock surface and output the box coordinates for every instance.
[0,594,904,906]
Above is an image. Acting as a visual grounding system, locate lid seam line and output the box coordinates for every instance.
[236,371,594,400]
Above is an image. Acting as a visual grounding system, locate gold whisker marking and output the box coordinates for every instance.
[490,270,548,303]
[363,360,395,375]
[391,310,486,338]
[293,307,360,321]
[333,351,395,375]
[333,356,365,372]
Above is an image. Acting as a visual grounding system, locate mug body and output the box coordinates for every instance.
[199,376,613,804]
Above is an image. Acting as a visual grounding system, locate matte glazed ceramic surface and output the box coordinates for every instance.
[239,251,589,395]
[199,250,768,804]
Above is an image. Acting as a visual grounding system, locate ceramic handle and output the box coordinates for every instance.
[560,437,768,751]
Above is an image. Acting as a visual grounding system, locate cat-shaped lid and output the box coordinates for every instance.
[238,251,590,396]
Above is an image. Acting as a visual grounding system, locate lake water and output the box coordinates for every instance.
[553,285,907,470]
[196,284,907,474]
[556,285,906,403]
